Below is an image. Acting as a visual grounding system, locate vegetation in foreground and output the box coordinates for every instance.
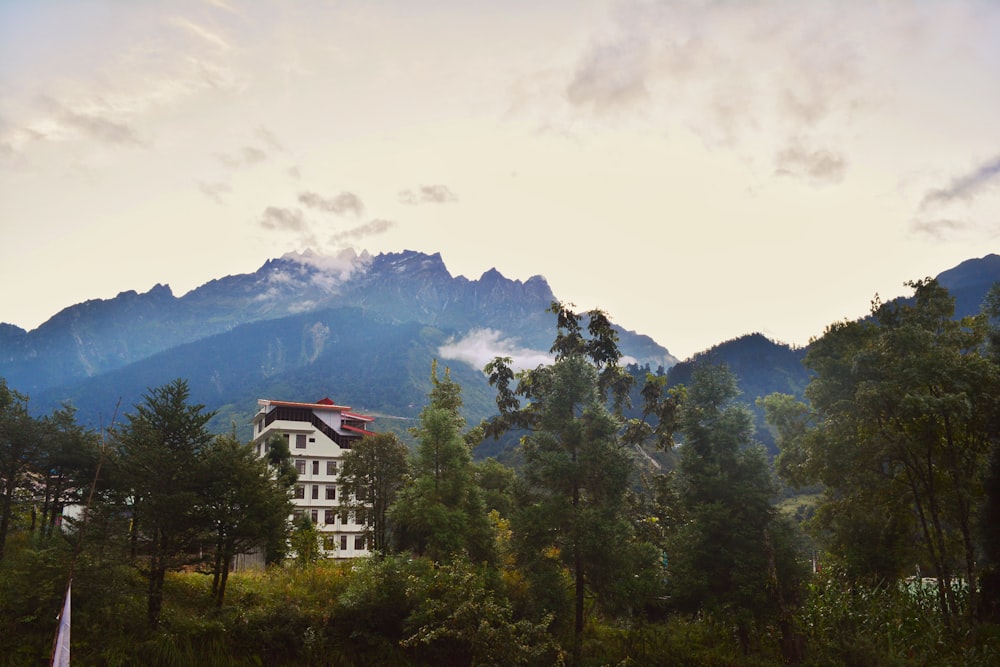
[1,286,999,665]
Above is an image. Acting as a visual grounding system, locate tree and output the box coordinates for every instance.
[484,302,655,666]
[0,379,38,561]
[289,515,321,567]
[770,280,1000,624]
[392,362,492,563]
[473,457,516,519]
[667,363,803,656]
[112,378,215,628]
[33,405,100,539]
[338,432,409,553]
[201,432,293,606]
[401,558,562,666]
[980,282,1000,620]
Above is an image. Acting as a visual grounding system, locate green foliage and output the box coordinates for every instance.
[338,431,410,553]
[402,558,562,666]
[771,280,1000,623]
[667,333,810,455]
[0,537,68,663]
[486,302,663,666]
[392,362,493,563]
[201,432,293,606]
[667,363,807,658]
[112,378,217,628]
[0,379,38,561]
[475,456,517,518]
[796,566,1000,667]
[289,515,322,567]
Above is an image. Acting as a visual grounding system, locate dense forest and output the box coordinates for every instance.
[2,288,1000,666]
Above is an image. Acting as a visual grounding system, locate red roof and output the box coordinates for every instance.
[257,398,351,411]
[343,411,375,422]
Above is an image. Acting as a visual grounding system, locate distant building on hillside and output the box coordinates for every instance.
[252,397,375,559]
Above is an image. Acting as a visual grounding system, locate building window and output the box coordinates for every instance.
[310,509,318,523]
[340,535,348,551]
[295,459,305,474]
[295,434,306,449]
[311,460,319,475]
[309,437,315,443]
[293,485,304,499]
[292,509,303,520]
[327,460,338,475]
[326,485,336,500]
[312,485,319,499]
[355,535,366,550]
[324,536,337,550]
[324,510,335,524]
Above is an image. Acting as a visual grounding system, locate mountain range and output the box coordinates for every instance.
[2,250,997,454]
[0,249,673,443]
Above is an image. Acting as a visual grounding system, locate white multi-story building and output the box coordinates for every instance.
[251,397,374,559]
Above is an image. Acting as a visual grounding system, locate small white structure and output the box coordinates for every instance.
[252,397,374,558]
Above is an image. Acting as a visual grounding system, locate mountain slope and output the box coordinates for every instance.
[32,307,495,442]
[934,253,1000,319]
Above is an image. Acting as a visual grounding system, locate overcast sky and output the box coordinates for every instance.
[2,0,998,360]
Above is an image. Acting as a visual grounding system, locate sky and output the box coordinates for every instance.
[1,0,999,361]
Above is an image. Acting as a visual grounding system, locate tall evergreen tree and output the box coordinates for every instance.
[392,362,492,563]
[668,363,802,655]
[112,378,215,628]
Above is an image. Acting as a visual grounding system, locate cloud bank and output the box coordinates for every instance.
[299,190,365,216]
[438,329,552,373]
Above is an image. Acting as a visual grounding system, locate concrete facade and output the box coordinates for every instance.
[251,397,374,559]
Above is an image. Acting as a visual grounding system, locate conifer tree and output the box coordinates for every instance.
[113,378,215,628]
[392,362,492,562]
[667,363,802,654]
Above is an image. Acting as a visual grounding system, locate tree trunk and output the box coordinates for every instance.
[129,508,140,564]
[0,475,17,561]
[574,550,584,667]
[211,547,222,598]
[765,529,803,665]
[216,550,231,608]
[148,563,166,629]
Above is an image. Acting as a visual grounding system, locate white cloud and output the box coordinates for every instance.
[438,329,552,373]
[282,248,372,281]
